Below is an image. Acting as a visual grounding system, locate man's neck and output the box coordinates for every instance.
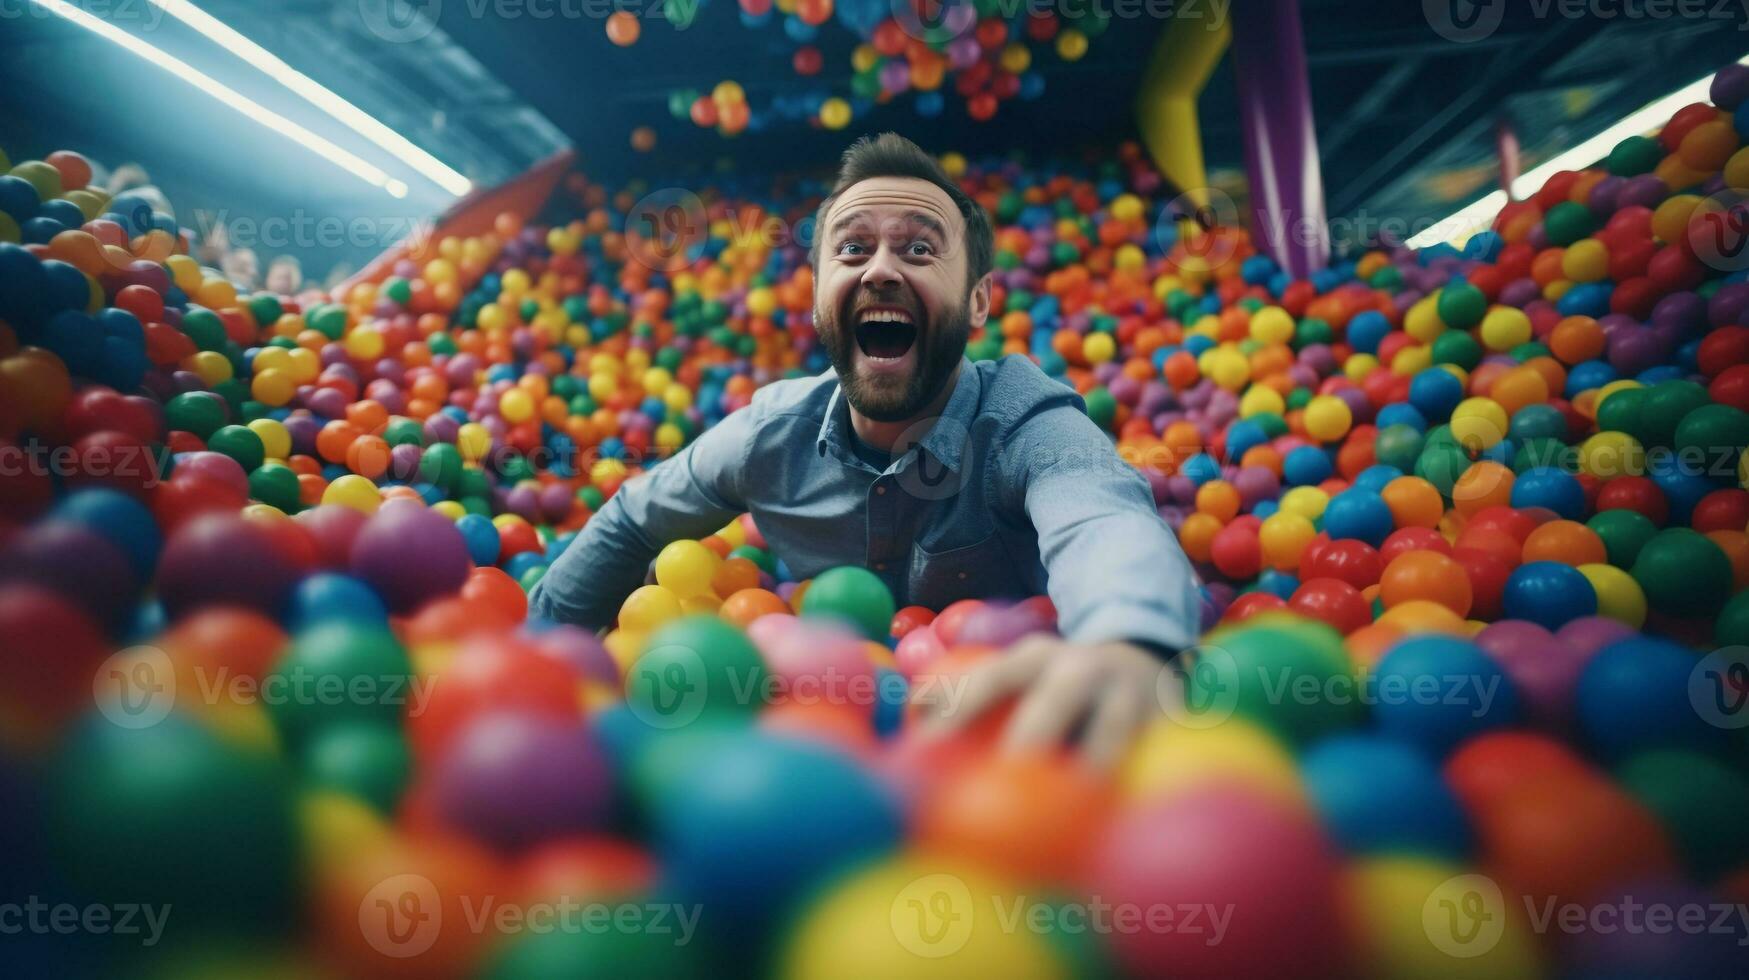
[849,361,963,453]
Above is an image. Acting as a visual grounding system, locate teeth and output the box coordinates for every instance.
[860,309,912,325]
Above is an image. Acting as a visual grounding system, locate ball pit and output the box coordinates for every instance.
[3,56,1749,978]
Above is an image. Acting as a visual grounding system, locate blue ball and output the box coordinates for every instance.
[285,573,388,632]
[1353,464,1404,494]
[504,552,547,581]
[1255,570,1299,600]
[1225,420,1269,463]
[1408,369,1465,422]
[1347,311,1390,354]
[1647,450,1714,526]
[1503,561,1597,629]
[1283,445,1334,486]
[0,175,38,221]
[1180,453,1221,486]
[1508,403,1568,442]
[1370,636,1520,756]
[1510,466,1585,519]
[654,732,902,927]
[1302,735,1471,857]
[1565,360,1617,398]
[50,489,160,578]
[1576,637,1724,758]
[1322,490,1394,546]
[1375,402,1428,433]
[872,669,907,738]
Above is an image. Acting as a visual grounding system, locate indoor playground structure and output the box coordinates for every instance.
[4,0,1749,977]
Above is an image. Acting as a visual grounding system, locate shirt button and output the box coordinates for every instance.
[874,562,886,571]
[874,486,886,495]
[957,571,968,580]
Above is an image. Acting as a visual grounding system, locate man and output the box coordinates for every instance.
[532,133,1203,766]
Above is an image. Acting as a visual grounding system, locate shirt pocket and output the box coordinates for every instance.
[909,532,1024,608]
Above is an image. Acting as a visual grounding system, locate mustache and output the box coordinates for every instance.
[842,291,924,327]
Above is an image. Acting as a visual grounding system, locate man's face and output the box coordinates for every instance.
[814,176,988,422]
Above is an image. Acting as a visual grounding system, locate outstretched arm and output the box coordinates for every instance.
[528,401,757,630]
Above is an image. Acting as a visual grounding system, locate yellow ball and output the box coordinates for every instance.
[1303,395,1354,442]
[618,584,684,633]
[1204,347,1250,390]
[654,540,720,598]
[778,855,1070,980]
[590,457,628,486]
[1120,716,1304,805]
[1561,238,1609,282]
[1576,430,1643,479]
[603,629,647,676]
[1449,397,1508,452]
[187,350,233,386]
[322,474,381,514]
[165,254,203,294]
[939,152,967,178]
[1239,385,1286,418]
[1110,194,1144,222]
[1651,193,1700,244]
[248,419,291,460]
[457,422,492,461]
[300,791,392,868]
[655,423,684,453]
[1280,486,1330,521]
[1725,146,1749,191]
[1344,352,1380,383]
[477,304,509,332]
[250,368,295,407]
[588,372,619,402]
[1403,295,1445,343]
[712,80,745,105]
[343,325,384,361]
[501,268,531,294]
[431,500,466,520]
[1082,331,1116,364]
[820,97,851,130]
[1056,28,1088,61]
[1577,563,1646,628]
[251,346,292,375]
[1259,512,1317,571]
[499,388,535,424]
[1249,306,1296,345]
[998,42,1031,74]
[285,347,321,383]
[196,277,237,310]
[663,383,693,413]
[1390,343,1433,377]
[747,287,776,318]
[1479,306,1531,351]
[1345,857,1544,980]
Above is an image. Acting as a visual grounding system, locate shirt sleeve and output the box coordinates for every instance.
[1004,404,1203,652]
[528,400,757,630]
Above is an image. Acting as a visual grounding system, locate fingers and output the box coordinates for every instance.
[1079,682,1150,771]
[1000,650,1102,756]
[917,637,1054,735]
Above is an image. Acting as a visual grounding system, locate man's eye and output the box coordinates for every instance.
[837,241,866,256]
[907,241,935,256]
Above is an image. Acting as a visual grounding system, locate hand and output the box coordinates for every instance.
[917,636,1181,770]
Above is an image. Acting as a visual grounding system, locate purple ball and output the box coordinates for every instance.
[1608,326,1671,375]
[1233,465,1281,510]
[388,443,423,481]
[1334,386,1374,425]
[504,486,540,524]
[1708,282,1749,328]
[156,513,300,619]
[1144,467,1171,505]
[283,413,319,457]
[432,713,614,853]
[955,603,1054,648]
[530,625,619,685]
[1474,620,1590,732]
[1652,290,1707,337]
[349,500,471,613]
[303,387,346,419]
[1586,174,1624,215]
[1558,879,1741,979]
[1554,615,1635,657]
[1617,175,1670,211]
[0,521,138,628]
[1711,63,1749,109]
[1498,279,1541,308]
[537,483,573,524]
[423,413,460,446]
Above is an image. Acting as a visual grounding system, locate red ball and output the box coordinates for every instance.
[1709,364,1749,412]
[1379,526,1451,566]
[889,605,936,639]
[1454,549,1513,621]
[1223,591,1286,623]
[1443,731,1591,812]
[45,150,93,192]
[1210,521,1263,580]
[1467,505,1537,542]
[1288,577,1371,634]
[1594,475,1669,526]
[407,635,582,761]
[930,598,986,647]
[1697,326,1749,379]
[1300,538,1381,589]
[460,565,528,622]
[0,584,109,742]
[1691,489,1749,534]
[68,429,161,498]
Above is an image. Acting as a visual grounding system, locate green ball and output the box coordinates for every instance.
[308,305,347,340]
[1674,403,1749,472]
[728,544,775,575]
[1514,437,1570,474]
[1186,617,1359,745]
[382,277,413,306]
[518,564,548,592]
[1251,412,1289,438]
[51,717,298,935]
[10,160,62,199]
[1368,266,1404,291]
[1509,341,1551,362]
[1542,201,1597,247]
[801,566,896,641]
[1717,590,1749,648]
[457,464,492,500]
[1617,751,1749,877]
[1630,528,1732,618]
[266,622,413,747]
[1508,404,1568,442]
[166,391,228,439]
[1414,442,1472,498]
[1594,386,1649,445]
[207,424,265,472]
[1641,380,1711,448]
[180,308,228,352]
[246,294,283,328]
[1374,424,1424,472]
[482,918,705,980]
[418,442,462,491]
[1430,330,1482,371]
[1294,318,1333,347]
[1082,387,1116,429]
[1586,509,1658,568]
[302,722,410,813]
[383,416,424,447]
[1607,135,1664,176]
[578,486,606,510]
[1436,280,1486,330]
[248,462,301,512]
[626,616,767,728]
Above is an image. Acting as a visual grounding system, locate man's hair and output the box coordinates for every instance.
[809,132,993,289]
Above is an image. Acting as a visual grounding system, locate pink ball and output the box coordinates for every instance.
[156,513,300,619]
[893,622,947,677]
[1088,785,1352,980]
[173,451,248,498]
[759,619,876,715]
[1475,619,1593,731]
[294,505,368,569]
[349,500,471,614]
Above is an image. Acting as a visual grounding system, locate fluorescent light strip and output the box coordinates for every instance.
[1406,56,1749,249]
[149,0,471,197]
[33,0,408,198]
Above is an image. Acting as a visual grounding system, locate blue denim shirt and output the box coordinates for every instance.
[531,354,1202,651]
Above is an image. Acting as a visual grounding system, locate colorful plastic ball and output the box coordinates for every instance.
[1509,466,1585,520]
[285,572,387,632]
[625,615,767,727]
[800,566,896,641]
[1303,394,1353,442]
[1379,476,1443,529]
[1189,618,1359,745]
[321,473,381,515]
[1321,490,1395,547]
[1502,560,1597,629]
[1380,550,1472,618]
[619,584,683,633]
[455,513,501,567]
[1282,445,1333,486]
[432,712,612,852]
[1301,735,1469,857]
[1520,519,1607,566]
[1288,577,1371,635]
[349,501,472,614]
[1408,369,1464,421]
[1371,635,1520,755]
[653,540,720,599]
[1480,306,1532,351]
[266,620,412,748]
[1344,856,1543,980]
[1211,519,1264,579]
[1629,527,1732,619]
[1449,397,1509,452]
[154,513,301,620]
[1577,637,1727,758]
[1259,512,1316,572]
[302,722,410,815]
[1575,562,1647,628]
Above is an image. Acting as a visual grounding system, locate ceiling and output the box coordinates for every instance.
[3,1,1746,278]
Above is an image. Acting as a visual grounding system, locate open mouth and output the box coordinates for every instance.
[853,307,919,361]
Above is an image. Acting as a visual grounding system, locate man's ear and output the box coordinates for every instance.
[967,272,994,330]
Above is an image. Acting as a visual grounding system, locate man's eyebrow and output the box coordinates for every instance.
[828,209,949,238]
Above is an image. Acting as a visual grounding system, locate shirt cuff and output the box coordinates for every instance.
[1063,603,1199,657]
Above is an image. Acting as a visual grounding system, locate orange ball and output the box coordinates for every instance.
[1489,367,1550,416]
[1380,476,1445,529]
[1195,480,1241,523]
[719,588,791,628]
[315,420,363,464]
[1452,462,1514,517]
[1548,316,1605,365]
[1521,519,1607,567]
[345,434,391,479]
[710,556,761,599]
[1705,530,1749,590]
[914,754,1115,887]
[1379,550,1473,617]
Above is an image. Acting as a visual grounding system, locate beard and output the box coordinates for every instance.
[816,286,971,423]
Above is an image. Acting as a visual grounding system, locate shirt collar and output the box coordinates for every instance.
[816,357,978,473]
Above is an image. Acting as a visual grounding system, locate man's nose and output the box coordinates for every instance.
[860,243,903,290]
